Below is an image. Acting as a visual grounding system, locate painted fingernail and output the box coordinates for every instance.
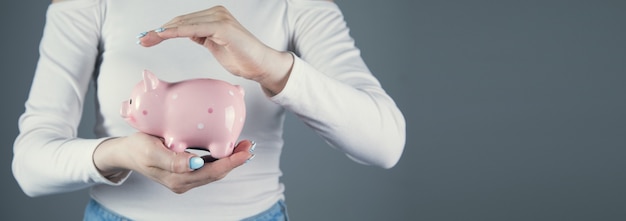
[250,141,257,153]
[136,40,142,45]
[245,154,256,164]
[136,31,148,38]
[154,27,166,33]
[189,157,204,170]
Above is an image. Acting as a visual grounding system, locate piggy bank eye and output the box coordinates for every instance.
[129,99,133,104]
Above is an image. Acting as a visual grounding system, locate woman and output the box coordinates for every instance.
[12,0,406,220]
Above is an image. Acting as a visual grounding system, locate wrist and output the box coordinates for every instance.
[258,51,294,96]
[93,137,130,180]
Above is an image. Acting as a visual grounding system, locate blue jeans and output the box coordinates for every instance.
[84,199,289,221]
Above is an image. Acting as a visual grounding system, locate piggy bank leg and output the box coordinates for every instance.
[207,141,236,159]
[165,136,188,153]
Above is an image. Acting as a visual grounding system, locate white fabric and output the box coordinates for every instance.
[12,0,406,220]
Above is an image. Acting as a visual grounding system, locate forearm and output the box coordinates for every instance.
[271,57,406,168]
[12,128,118,197]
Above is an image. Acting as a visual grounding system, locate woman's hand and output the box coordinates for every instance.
[93,132,254,194]
[138,6,294,96]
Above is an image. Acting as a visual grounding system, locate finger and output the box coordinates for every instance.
[137,30,166,47]
[150,141,254,193]
[139,6,234,47]
[196,140,255,164]
[154,22,228,45]
[138,23,222,48]
[194,140,254,180]
[233,139,254,154]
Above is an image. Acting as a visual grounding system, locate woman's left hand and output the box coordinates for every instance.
[138,5,293,95]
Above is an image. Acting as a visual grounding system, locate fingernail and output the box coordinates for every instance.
[136,31,148,38]
[136,40,142,45]
[245,154,256,164]
[154,27,166,33]
[250,141,257,153]
[189,157,204,170]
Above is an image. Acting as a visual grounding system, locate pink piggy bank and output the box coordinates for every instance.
[120,70,246,159]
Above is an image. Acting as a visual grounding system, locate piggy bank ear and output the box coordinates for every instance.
[142,70,160,91]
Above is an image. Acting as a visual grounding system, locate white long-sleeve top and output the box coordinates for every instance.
[12,0,405,220]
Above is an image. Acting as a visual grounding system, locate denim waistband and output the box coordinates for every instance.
[83,198,288,221]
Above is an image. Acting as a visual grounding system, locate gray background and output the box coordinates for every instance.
[1,0,625,220]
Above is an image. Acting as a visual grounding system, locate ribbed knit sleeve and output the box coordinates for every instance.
[273,0,406,168]
[12,0,129,197]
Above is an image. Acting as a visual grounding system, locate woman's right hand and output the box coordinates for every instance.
[93,132,254,193]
